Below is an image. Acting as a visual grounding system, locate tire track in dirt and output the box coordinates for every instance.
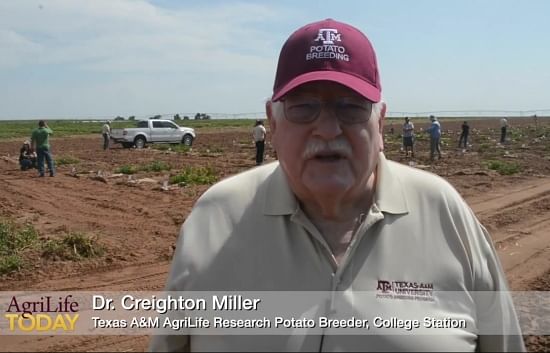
[5,261,171,291]
[468,177,550,216]
[468,177,550,290]
[1,170,184,236]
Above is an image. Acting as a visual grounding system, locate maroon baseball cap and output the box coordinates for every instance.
[272,18,381,102]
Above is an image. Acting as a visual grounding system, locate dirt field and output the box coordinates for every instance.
[0,117,549,352]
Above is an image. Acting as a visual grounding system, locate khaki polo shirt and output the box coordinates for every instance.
[150,153,524,352]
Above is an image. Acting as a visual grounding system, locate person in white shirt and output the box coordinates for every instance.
[500,117,508,143]
[402,117,415,157]
[101,121,111,150]
[252,119,267,165]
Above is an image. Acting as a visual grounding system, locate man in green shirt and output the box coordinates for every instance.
[31,120,55,177]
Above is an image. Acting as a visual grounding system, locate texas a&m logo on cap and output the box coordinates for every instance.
[306,28,349,62]
[314,28,341,44]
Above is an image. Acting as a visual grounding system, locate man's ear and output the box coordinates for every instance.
[266,101,277,135]
[378,102,387,151]
[378,102,387,134]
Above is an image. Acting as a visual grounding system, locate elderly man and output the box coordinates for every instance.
[150,19,524,352]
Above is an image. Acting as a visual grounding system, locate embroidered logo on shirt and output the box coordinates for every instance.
[376,279,434,302]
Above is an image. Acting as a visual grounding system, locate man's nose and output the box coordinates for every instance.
[311,106,343,140]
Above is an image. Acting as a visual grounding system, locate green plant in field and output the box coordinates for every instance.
[209,147,224,153]
[485,160,521,175]
[0,255,23,274]
[152,144,171,151]
[41,240,66,260]
[42,232,104,260]
[170,166,218,186]
[141,160,171,172]
[477,143,490,153]
[414,134,426,141]
[0,221,38,255]
[508,129,523,141]
[0,220,38,274]
[171,145,192,153]
[56,155,80,165]
[153,144,192,153]
[200,146,224,156]
[116,165,138,174]
[389,133,402,142]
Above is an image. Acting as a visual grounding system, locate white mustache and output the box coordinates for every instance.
[302,138,352,159]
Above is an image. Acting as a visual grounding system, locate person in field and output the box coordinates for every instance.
[19,140,37,171]
[458,120,470,149]
[426,115,442,161]
[102,120,111,150]
[252,119,267,165]
[402,116,415,157]
[31,120,55,177]
[500,117,508,143]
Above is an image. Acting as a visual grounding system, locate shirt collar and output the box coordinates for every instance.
[263,163,298,215]
[263,153,409,216]
[374,152,409,215]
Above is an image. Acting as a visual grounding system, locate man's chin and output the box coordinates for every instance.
[306,157,349,168]
[302,177,354,197]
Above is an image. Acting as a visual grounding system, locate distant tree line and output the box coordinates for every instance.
[194,113,211,120]
[112,113,209,121]
[173,114,190,120]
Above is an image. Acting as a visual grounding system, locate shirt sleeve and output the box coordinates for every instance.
[453,202,526,352]
[474,226,525,352]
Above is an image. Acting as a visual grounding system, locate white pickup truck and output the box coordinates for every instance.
[110,120,196,149]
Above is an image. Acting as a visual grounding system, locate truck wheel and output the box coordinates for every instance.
[182,134,194,146]
[134,137,146,149]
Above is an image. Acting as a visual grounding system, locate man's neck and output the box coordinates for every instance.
[299,180,375,262]
[307,210,367,264]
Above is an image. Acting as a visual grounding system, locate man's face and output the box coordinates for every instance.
[267,81,385,202]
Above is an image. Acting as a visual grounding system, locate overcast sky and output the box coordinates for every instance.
[1,0,549,120]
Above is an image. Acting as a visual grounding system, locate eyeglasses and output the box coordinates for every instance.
[281,95,373,125]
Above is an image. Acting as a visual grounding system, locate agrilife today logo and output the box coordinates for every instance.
[3,294,79,332]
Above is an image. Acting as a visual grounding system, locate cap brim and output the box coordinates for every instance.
[272,71,381,102]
